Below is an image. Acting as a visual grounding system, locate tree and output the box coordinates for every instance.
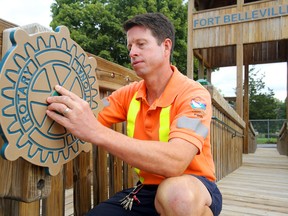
[248,67,280,120]
[50,0,188,73]
[248,66,286,137]
[275,98,287,119]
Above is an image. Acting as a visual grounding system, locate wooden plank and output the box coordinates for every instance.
[64,161,74,189]
[0,18,17,60]
[206,85,245,128]
[113,123,124,194]
[0,137,51,203]
[88,54,141,91]
[64,189,74,216]
[73,151,92,215]
[0,198,40,215]
[42,170,65,216]
[243,64,250,153]
[217,147,288,215]
[187,0,194,78]
[235,42,243,118]
[0,137,12,197]
[93,146,109,205]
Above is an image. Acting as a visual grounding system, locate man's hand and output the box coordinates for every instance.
[46,85,102,143]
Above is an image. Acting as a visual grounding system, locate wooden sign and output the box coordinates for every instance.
[0,26,102,176]
[193,4,288,29]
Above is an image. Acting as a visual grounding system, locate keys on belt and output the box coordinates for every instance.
[119,184,144,210]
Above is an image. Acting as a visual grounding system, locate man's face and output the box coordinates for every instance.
[126,26,166,78]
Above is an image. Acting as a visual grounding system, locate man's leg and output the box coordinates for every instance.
[85,189,134,216]
[86,185,160,216]
[154,175,219,216]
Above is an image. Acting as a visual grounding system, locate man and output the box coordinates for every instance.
[46,13,222,216]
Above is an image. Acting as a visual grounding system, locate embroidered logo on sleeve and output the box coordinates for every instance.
[190,99,207,118]
[191,100,206,110]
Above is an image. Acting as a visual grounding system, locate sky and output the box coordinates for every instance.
[212,63,287,102]
[0,0,287,102]
[0,0,54,28]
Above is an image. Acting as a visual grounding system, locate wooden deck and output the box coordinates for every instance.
[217,147,288,216]
[64,147,288,215]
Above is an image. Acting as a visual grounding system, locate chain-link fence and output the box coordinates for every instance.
[250,119,287,144]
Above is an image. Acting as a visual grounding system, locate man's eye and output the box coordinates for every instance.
[138,43,145,48]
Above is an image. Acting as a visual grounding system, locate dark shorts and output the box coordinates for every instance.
[194,175,222,215]
[86,176,222,216]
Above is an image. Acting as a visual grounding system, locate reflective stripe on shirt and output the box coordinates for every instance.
[177,116,208,139]
[126,92,171,183]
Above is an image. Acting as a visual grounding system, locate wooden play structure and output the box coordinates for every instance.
[0,0,287,215]
[187,0,288,154]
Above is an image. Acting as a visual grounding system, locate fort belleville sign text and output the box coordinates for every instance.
[193,4,288,29]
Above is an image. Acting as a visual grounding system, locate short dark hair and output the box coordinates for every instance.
[123,13,175,59]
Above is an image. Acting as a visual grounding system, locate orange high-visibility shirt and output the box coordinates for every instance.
[98,65,216,184]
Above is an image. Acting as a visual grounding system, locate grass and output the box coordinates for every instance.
[257,137,278,144]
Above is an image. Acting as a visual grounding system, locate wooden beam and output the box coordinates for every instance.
[193,49,212,68]
[207,68,212,83]
[287,61,288,120]
[235,0,244,118]
[236,44,244,118]
[237,0,244,8]
[243,64,249,154]
[42,170,65,216]
[198,61,204,79]
[73,151,92,215]
[187,0,194,78]
[0,199,40,215]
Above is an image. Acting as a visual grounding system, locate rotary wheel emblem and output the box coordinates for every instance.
[0,26,102,176]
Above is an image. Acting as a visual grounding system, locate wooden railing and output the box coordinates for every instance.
[277,121,288,156]
[0,49,249,216]
[0,60,248,215]
[206,86,245,180]
[0,20,249,215]
[248,122,257,153]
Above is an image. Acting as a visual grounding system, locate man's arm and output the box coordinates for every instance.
[46,85,198,178]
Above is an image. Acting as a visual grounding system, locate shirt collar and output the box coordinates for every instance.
[136,65,185,107]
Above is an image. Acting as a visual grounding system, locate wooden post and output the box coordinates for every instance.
[187,0,194,79]
[286,62,288,120]
[0,199,40,216]
[64,161,74,189]
[73,151,92,215]
[42,170,65,216]
[207,68,212,83]
[236,43,244,118]
[93,146,108,205]
[235,0,244,118]
[112,123,125,194]
[198,61,204,79]
[243,64,249,154]
[0,145,51,202]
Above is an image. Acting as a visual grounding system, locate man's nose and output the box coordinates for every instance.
[129,46,138,58]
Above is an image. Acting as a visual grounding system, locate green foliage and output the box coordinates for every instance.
[248,66,286,120]
[248,67,286,142]
[257,137,277,144]
[50,0,188,73]
[275,98,286,119]
[249,90,278,119]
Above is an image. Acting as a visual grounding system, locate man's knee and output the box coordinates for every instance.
[154,175,212,216]
[155,176,196,215]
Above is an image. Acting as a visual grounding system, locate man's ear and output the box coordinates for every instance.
[163,38,172,57]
